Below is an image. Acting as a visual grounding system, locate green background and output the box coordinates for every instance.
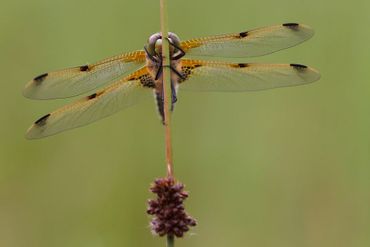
[1,0,369,246]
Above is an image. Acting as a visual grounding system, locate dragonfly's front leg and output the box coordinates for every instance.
[167,38,186,60]
[155,65,163,80]
[144,45,161,63]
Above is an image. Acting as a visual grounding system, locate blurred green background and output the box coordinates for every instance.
[1,0,369,246]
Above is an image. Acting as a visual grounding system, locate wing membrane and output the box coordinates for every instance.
[181,23,314,58]
[26,67,154,139]
[178,59,320,92]
[23,50,146,99]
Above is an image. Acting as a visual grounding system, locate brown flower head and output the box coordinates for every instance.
[147,177,196,238]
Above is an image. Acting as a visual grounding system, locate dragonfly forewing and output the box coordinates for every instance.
[23,51,146,99]
[181,23,314,58]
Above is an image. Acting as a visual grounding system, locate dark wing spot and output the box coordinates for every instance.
[290,63,307,69]
[239,31,248,38]
[178,64,201,83]
[79,65,90,71]
[87,93,97,100]
[35,113,51,126]
[139,74,156,88]
[34,73,48,84]
[230,63,249,68]
[86,91,104,100]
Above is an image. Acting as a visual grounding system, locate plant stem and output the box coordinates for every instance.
[160,0,174,179]
[167,235,175,247]
[160,1,176,245]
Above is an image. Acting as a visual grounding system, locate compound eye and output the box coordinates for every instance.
[147,33,162,55]
[168,32,181,47]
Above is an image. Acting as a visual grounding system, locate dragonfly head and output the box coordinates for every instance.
[146,32,181,59]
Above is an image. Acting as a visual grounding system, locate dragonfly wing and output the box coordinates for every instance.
[178,59,320,92]
[26,67,155,139]
[181,23,314,58]
[23,50,146,99]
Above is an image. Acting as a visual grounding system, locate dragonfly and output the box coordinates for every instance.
[24,23,320,139]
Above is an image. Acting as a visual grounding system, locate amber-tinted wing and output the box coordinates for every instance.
[26,68,155,139]
[181,23,314,58]
[23,50,146,99]
[178,59,320,92]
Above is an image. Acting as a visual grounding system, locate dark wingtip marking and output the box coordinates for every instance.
[193,64,202,68]
[283,23,299,27]
[35,113,50,126]
[283,23,300,30]
[80,65,90,71]
[290,63,308,69]
[239,31,248,38]
[34,73,48,84]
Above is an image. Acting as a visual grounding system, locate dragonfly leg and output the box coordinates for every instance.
[167,38,186,60]
[144,45,161,63]
[169,65,185,80]
[155,65,163,80]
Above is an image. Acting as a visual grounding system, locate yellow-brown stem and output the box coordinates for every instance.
[159,0,174,178]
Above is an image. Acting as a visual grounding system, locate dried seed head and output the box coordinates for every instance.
[147,177,196,238]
